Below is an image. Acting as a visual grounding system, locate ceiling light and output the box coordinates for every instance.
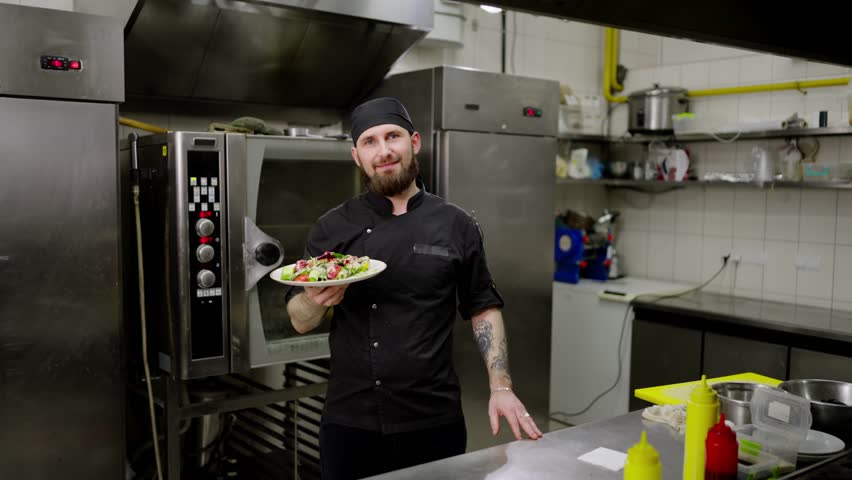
[480,5,503,14]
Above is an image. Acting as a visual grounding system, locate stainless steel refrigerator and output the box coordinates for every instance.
[0,5,125,479]
[368,66,557,448]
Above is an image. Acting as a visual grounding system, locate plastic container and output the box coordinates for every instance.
[732,388,812,479]
[705,413,738,480]
[624,431,661,480]
[802,163,832,182]
[684,375,720,480]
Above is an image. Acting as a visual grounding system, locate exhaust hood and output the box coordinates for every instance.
[124,0,433,108]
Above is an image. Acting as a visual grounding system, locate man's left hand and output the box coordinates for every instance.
[488,390,543,440]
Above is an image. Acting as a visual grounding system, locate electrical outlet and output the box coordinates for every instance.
[794,255,822,271]
[733,251,768,265]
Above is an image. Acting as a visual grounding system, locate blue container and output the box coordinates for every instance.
[554,226,584,283]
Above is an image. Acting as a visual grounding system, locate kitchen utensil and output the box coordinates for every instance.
[779,140,803,181]
[779,379,852,437]
[731,387,812,480]
[798,429,845,456]
[628,84,689,134]
[608,160,629,178]
[752,146,776,186]
[712,382,785,426]
[798,136,820,163]
[634,373,782,406]
[568,148,592,179]
[662,148,689,181]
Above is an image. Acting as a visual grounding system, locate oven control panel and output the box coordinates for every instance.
[186,151,225,361]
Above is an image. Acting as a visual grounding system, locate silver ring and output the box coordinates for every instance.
[522,412,531,418]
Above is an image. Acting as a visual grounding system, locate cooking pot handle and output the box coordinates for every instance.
[243,217,284,290]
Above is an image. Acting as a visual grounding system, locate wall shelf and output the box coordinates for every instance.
[558,126,852,144]
[556,178,852,190]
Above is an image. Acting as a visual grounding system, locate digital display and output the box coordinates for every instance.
[523,106,543,118]
[40,56,83,71]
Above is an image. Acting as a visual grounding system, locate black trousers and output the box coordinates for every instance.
[319,420,467,480]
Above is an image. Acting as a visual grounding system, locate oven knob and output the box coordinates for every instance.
[196,218,215,237]
[196,244,215,263]
[197,269,216,288]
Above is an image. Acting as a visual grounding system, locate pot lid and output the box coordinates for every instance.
[629,84,688,98]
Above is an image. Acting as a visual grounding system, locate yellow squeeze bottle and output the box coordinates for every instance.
[624,431,661,480]
[683,375,719,480]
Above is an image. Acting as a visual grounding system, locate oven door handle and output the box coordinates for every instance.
[243,217,284,291]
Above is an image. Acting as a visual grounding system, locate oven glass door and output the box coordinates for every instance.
[239,135,360,369]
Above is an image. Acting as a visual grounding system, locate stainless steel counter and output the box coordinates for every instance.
[365,411,686,479]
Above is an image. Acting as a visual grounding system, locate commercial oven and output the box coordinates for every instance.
[122,132,360,379]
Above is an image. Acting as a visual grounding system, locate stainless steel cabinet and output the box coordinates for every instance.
[790,348,852,382]
[703,333,788,380]
[629,320,702,411]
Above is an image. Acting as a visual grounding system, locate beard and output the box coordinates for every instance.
[361,150,420,197]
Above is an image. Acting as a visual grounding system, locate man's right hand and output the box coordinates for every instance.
[303,285,349,307]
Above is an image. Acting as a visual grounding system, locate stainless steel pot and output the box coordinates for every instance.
[628,85,689,134]
[779,379,852,437]
[712,382,784,426]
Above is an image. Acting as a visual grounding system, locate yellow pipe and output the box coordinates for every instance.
[688,77,850,97]
[601,28,849,105]
[120,116,168,134]
[609,28,624,92]
[603,28,627,103]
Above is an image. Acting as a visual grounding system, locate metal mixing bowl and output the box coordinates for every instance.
[608,161,629,178]
[712,382,783,426]
[779,379,852,437]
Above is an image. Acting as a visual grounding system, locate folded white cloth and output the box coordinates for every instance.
[642,404,687,433]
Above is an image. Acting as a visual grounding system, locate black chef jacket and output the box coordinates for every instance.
[286,180,504,434]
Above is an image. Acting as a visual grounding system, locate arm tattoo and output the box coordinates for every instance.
[473,320,493,362]
[490,338,510,374]
[473,320,511,378]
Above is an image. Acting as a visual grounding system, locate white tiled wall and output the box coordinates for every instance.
[390,6,606,133]
[593,32,852,313]
[611,36,852,136]
[610,135,852,311]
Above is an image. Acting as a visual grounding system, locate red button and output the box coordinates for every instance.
[69,60,81,70]
[52,59,63,68]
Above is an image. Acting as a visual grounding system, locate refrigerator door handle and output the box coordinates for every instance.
[432,130,448,198]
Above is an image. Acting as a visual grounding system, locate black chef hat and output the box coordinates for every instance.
[350,97,415,145]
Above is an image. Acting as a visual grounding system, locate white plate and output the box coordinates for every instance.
[798,429,845,456]
[269,259,387,287]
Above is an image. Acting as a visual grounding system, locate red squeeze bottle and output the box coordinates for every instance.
[705,413,738,480]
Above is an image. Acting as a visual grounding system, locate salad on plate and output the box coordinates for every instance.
[279,251,371,282]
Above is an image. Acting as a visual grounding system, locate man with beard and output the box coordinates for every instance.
[285,97,541,480]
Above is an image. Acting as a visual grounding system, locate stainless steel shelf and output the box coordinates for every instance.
[556,178,852,190]
[556,133,611,142]
[559,126,852,144]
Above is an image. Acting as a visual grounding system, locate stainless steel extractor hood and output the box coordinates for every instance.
[124,0,432,107]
